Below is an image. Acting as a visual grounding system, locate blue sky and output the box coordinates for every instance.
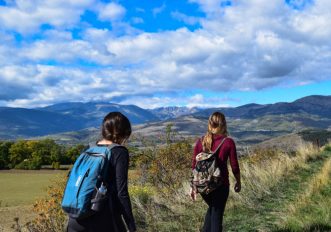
[0,0,330,108]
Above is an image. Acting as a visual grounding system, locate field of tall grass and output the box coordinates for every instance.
[3,138,331,232]
[279,145,331,231]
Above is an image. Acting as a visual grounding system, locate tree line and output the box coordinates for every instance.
[0,139,87,170]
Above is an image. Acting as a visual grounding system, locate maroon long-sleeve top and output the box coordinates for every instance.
[192,134,240,186]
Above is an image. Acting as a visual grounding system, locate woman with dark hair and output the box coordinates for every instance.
[68,112,136,232]
[191,112,241,232]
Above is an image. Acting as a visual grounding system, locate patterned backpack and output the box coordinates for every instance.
[192,137,228,194]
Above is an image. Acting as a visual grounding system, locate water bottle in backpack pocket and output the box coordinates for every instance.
[91,182,108,212]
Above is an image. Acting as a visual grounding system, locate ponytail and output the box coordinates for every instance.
[202,111,228,152]
[202,131,213,152]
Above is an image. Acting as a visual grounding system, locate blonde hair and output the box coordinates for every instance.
[202,112,228,152]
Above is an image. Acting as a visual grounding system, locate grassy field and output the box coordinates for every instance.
[1,144,331,231]
[0,170,67,231]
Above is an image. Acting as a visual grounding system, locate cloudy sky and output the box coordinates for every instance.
[0,0,330,109]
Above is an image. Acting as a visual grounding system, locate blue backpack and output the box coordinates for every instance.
[61,144,119,219]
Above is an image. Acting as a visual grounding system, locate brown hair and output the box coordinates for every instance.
[101,112,132,144]
[202,112,228,152]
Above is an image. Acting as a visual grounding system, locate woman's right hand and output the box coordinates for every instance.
[234,182,241,193]
[190,187,197,201]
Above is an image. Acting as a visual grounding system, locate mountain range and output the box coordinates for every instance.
[0,102,158,139]
[193,95,331,119]
[149,106,200,120]
[0,95,330,144]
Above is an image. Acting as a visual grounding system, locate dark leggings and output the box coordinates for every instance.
[201,185,230,232]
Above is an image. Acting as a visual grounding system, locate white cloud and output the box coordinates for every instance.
[21,39,115,65]
[289,1,331,43]
[1,65,117,106]
[0,0,95,34]
[1,0,331,108]
[117,94,231,109]
[97,2,126,22]
[186,94,230,108]
[189,0,223,16]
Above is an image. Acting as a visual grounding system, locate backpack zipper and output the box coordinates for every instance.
[76,168,90,199]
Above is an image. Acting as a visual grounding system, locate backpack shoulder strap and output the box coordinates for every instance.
[87,143,122,157]
[211,137,228,155]
[199,136,204,144]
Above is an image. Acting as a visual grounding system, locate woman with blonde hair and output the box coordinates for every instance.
[191,112,241,232]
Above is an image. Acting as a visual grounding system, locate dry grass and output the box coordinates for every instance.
[139,139,323,231]
[279,152,331,230]
[228,140,318,208]
[0,205,34,232]
[25,173,68,232]
[135,139,323,231]
[306,157,331,194]
[7,139,328,232]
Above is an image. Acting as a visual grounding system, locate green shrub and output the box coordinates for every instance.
[64,144,87,164]
[52,162,61,170]
[148,141,192,196]
[324,145,331,152]
[15,159,41,170]
[246,147,283,164]
[132,124,193,196]
[9,140,31,166]
[129,185,154,205]
[0,141,13,169]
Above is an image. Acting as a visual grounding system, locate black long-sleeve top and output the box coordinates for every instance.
[108,145,136,231]
[68,145,136,232]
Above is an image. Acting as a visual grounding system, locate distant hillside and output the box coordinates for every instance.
[149,106,200,120]
[0,102,158,139]
[252,129,331,153]
[194,95,331,119]
[132,111,331,144]
[39,102,159,126]
[0,107,81,139]
[37,127,100,145]
[39,112,331,148]
[1,95,330,141]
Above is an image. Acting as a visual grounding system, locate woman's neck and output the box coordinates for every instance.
[97,139,113,145]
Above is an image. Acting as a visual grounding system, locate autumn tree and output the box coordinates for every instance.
[0,141,14,169]
[9,140,31,166]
